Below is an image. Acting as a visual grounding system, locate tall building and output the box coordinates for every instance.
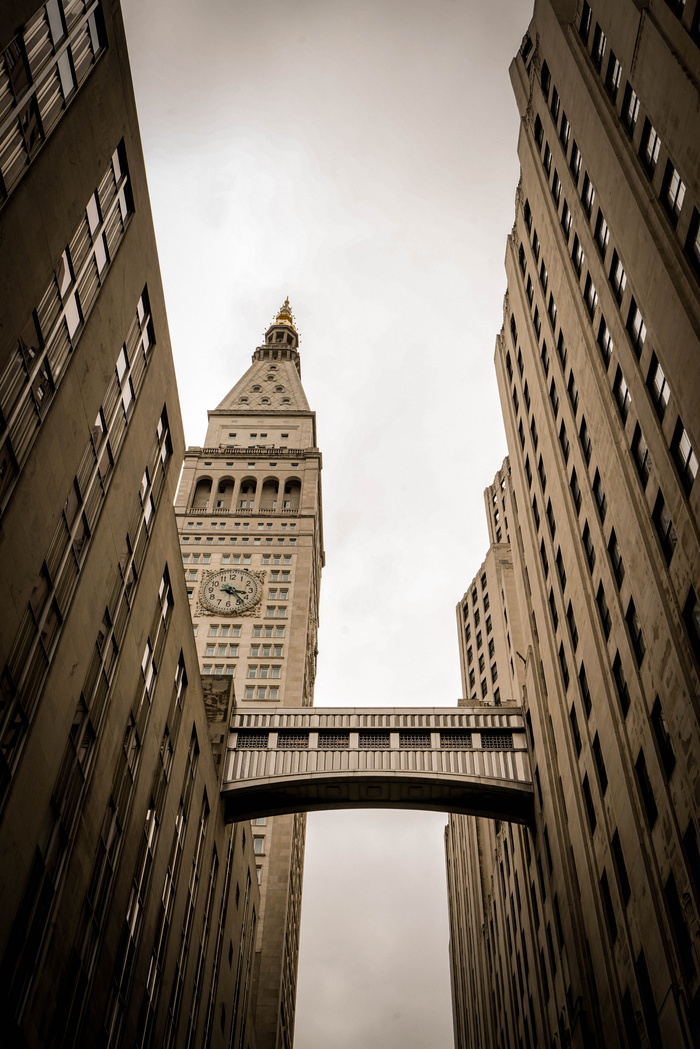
[0,2,259,1047]
[174,299,324,1049]
[446,1,700,1047]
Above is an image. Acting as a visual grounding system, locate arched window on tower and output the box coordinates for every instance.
[239,478,257,509]
[215,478,234,510]
[191,477,212,510]
[283,478,301,510]
[260,478,279,510]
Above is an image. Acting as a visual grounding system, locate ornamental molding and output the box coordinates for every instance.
[196,568,267,618]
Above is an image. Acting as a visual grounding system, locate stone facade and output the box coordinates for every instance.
[174,301,325,1049]
[0,2,259,1046]
[446,1,700,1046]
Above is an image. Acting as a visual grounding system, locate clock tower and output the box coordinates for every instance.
[174,300,324,1049]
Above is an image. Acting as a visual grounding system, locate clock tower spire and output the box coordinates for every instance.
[175,303,323,1049]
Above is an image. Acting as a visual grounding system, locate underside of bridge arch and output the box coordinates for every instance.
[221,771,535,825]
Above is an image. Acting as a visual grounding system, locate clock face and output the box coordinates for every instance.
[201,569,262,615]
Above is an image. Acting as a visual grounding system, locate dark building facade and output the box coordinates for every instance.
[446,1,700,1047]
[0,2,259,1046]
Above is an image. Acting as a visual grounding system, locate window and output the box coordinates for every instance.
[559,422,570,463]
[548,294,557,329]
[518,243,526,274]
[686,208,700,273]
[559,643,570,688]
[539,260,548,292]
[626,299,646,357]
[572,234,585,276]
[683,587,700,666]
[532,230,541,261]
[632,424,652,488]
[646,353,670,418]
[557,331,568,370]
[556,548,567,591]
[651,697,676,779]
[525,457,533,487]
[549,379,559,418]
[613,652,630,716]
[546,499,556,538]
[662,161,685,223]
[541,341,550,376]
[596,316,613,370]
[608,530,624,586]
[592,733,608,794]
[605,52,622,100]
[653,490,677,563]
[541,61,551,99]
[524,198,533,231]
[613,367,631,422]
[635,749,658,827]
[671,419,698,493]
[561,200,572,240]
[567,605,579,649]
[584,274,598,318]
[537,455,546,491]
[593,470,607,521]
[532,496,540,531]
[597,583,612,638]
[579,1,592,42]
[570,141,582,183]
[639,119,661,175]
[600,870,617,942]
[582,773,596,832]
[540,539,549,577]
[552,169,561,205]
[560,112,571,150]
[626,599,645,665]
[579,662,592,717]
[583,521,596,571]
[581,173,596,216]
[550,85,560,122]
[622,83,639,135]
[567,372,579,414]
[577,417,591,466]
[526,275,534,305]
[570,704,582,756]
[609,251,627,303]
[592,23,607,70]
[594,211,610,255]
[570,468,582,513]
[541,143,554,176]
[530,417,538,449]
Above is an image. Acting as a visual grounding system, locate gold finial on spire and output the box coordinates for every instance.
[274,297,296,331]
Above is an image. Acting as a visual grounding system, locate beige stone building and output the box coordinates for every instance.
[174,300,324,1049]
[446,1,700,1047]
[0,2,260,1046]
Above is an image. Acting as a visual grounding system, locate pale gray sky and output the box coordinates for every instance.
[120,0,531,1043]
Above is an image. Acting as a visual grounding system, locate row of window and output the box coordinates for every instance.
[236,730,514,750]
[206,623,285,638]
[576,3,700,274]
[183,554,291,580]
[204,643,283,658]
[190,475,302,512]
[0,306,163,808]
[185,520,298,530]
[535,49,698,504]
[0,141,133,511]
[0,0,106,202]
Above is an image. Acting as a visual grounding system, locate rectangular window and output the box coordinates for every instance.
[570,141,582,183]
[584,274,599,318]
[579,416,592,463]
[570,468,582,513]
[559,422,570,463]
[559,643,570,689]
[582,773,596,831]
[594,210,610,256]
[651,696,676,779]
[544,142,552,175]
[661,160,686,224]
[572,234,585,276]
[613,651,631,716]
[560,112,571,150]
[653,490,677,563]
[583,521,596,571]
[626,598,645,665]
[567,602,578,649]
[686,208,700,273]
[640,119,661,175]
[671,419,698,493]
[593,470,607,521]
[622,83,639,135]
[635,749,658,827]
[608,529,624,586]
[605,52,622,100]
[597,316,613,369]
[609,251,627,303]
[600,870,617,942]
[597,583,612,639]
[579,1,592,42]
[567,372,579,414]
[579,662,592,717]
[632,424,652,488]
[592,733,608,794]
[549,379,559,418]
[592,23,607,70]
[561,200,572,240]
[613,366,631,422]
[647,353,670,417]
[581,173,596,216]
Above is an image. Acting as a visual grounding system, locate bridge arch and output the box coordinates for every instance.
[221,707,534,825]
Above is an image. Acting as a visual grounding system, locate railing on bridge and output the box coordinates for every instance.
[221,707,534,824]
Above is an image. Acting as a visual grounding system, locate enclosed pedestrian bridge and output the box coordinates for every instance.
[221,707,534,825]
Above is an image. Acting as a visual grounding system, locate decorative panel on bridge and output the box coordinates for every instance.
[221,707,534,824]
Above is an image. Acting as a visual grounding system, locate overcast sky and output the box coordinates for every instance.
[120,0,531,1044]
